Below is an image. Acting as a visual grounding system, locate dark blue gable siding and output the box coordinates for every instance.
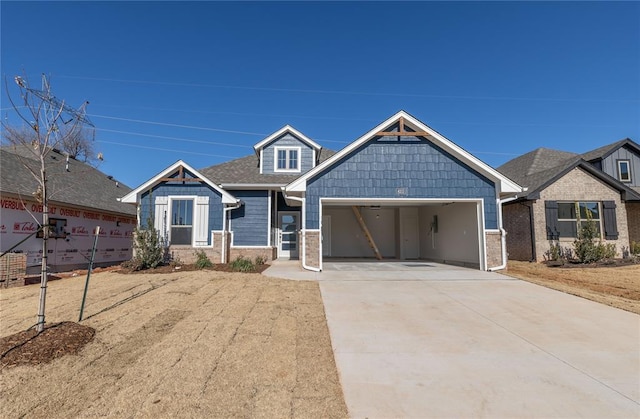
[305,137,498,229]
[230,190,269,246]
[262,134,314,174]
[140,183,224,245]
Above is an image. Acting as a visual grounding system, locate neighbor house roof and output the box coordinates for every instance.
[1,145,136,215]
[286,110,523,195]
[497,147,640,201]
[581,138,640,163]
[200,148,336,188]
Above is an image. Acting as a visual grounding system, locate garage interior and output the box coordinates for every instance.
[321,201,482,268]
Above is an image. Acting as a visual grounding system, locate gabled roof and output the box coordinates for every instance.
[200,149,336,187]
[497,149,640,201]
[120,160,238,204]
[286,110,523,195]
[581,138,640,162]
[253,125,322,153]
[1,145,136,215]
[497,147,578,180]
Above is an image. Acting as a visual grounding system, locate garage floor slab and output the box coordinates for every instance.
[265,261,640,418]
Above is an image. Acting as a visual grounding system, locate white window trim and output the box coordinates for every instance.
[168,195,197,246]
[557,201,602,240]
[617,160,631,182]
[274,146,302,173]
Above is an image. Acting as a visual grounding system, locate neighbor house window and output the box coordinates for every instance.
[617,160,631,182]
[275,147,300,172]
[170,199,193,245]
[556,201,601,238]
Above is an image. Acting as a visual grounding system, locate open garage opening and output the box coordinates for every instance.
[320,200,484,270]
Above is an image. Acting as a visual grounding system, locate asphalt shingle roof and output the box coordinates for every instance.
[1,145,136,215]
[200,148,336,186]
[497,146,640,201]
[580,138,637,162]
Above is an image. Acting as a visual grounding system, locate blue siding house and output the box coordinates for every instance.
[121,111,523,270]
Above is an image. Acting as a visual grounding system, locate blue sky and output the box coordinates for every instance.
[2,1,638,189]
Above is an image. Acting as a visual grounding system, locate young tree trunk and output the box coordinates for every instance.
[36,159,48,333]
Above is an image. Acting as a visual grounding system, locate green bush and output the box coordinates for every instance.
[194,250,213,269]
[573,216,617,263]
[230,256,255,272]
[631,241,640,256]
[126,218,165,270]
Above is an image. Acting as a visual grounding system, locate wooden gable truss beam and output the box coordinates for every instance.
[375,116,432,137]
[159,165,202,183]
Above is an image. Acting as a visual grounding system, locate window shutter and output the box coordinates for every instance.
[194,196,210,246]
[545,201,559,240]
[154,196,168,242]
[602,201,618,240]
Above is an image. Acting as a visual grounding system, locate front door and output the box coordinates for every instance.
[279,212,300,259]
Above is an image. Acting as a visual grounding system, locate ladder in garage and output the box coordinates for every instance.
[351,206,383,260]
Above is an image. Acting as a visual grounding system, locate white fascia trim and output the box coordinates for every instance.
[286,111,524,194]
[253,125,321,152]
[259,149,264,174]
[320,197,483,206]
[120,160,239,205]
[219,183,286,190]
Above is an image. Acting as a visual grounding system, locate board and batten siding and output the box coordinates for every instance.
[305,137,498,229]
[139,183,224,246]
[261,133,315,174]
[600,145,640,189]
[230,190,269,246]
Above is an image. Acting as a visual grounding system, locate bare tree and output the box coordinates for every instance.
[2,74,94,333]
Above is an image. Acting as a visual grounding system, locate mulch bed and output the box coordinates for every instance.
[117,263,270,275]
[0,322,95,369]
[544,258,639,269]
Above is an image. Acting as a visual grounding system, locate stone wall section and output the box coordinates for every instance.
[533,167,629,261]
[303,230,320,270]
[503,202,534,261]
[625,202,640,245]
[485,231,503,269]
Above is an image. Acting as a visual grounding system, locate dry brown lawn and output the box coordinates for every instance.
[506,261,640,314]
[0,270,348,418]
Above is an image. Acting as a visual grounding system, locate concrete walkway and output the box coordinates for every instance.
[263,261,640,418]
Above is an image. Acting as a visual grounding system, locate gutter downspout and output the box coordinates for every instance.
[282,190,320,272]
[488,195,519,272]
[222,201,242,264]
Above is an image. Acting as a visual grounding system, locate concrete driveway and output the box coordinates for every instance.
[266,260,640,418]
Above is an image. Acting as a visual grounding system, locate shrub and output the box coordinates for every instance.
[254,255,267,265]
[127,218,165,270]
[631,241,640,256]
[194,250,213,269]
[230,256,255,273]
[573,215,617,263]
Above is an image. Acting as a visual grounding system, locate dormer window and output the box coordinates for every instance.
[617,160,631,182]
[275,147,301,172]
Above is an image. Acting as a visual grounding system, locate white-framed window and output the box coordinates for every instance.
[170,198,194,245]
[274,147,301,172]
[617,160,631,182]
[557,201,601,238]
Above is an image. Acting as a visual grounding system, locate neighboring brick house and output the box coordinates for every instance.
[0,145,137,273]
[122,111,523,271]
[498,142,640,262]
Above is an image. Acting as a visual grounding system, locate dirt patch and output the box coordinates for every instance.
[506,261,640,314]
[0,271,348,418]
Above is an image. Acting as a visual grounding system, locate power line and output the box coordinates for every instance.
[96,128,252,149]
[59,74,639,103]
[96,140,238,159]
